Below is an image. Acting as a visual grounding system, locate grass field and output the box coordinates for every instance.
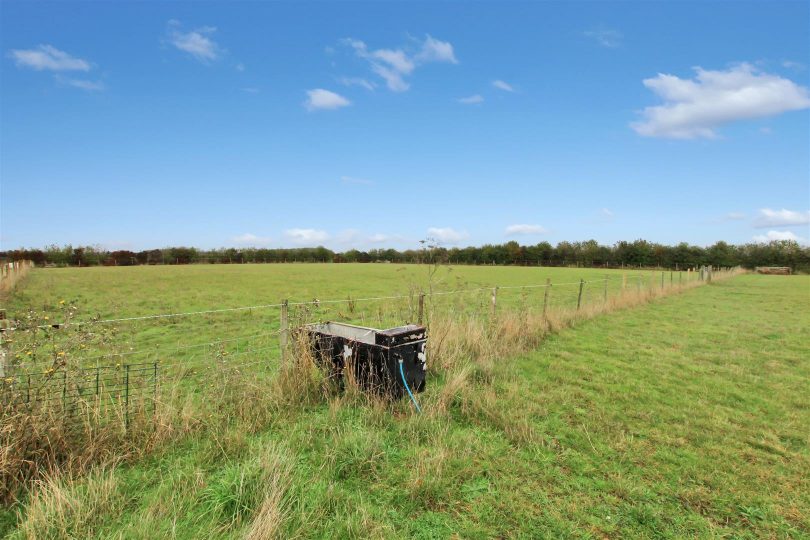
[2,264,691,367]
[2,267,808,538]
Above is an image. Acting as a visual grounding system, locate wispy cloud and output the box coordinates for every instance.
[427,227,468,244]
[584,28,623,48]
[752,230,808,244]
[8,44,91,71]
[304,89,351,111]
[341,35,457,92]
[631,63,810,139]
[458,94,484,105]
[338,76,376,91]
[232,233,272,246]
[167,20,222,63]
[724,212,746,220]
[235,62,245,72]
[492,80,514,92]
[505,224,547,236]
[53,75,104,91]
[242,87,260,94]
[754,208,810,228]
[368,233,390,243]
[340,175,373,185]
[284,228,330,245]
[782,60,805,71]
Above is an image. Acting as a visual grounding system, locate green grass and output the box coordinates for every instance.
[3,263,679,372]
[3,271,808,538]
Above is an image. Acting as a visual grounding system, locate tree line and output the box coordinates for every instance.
[1,239,808,271]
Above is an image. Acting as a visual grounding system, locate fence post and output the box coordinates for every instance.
[153,362,158,417]
[679,271,682,286]
[577,279,584,311]
[670,271,673,287]
[95,367,100,398]
[661,272,665,290]
[603,275,608,303]
[542,278,551,318]
[491,287,498,318]
[279,299,289,366]
[124,364,130,430]
[417,292,425,325]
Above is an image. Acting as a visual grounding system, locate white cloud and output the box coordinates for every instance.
[368,233,389,243]
[304,89,351,111]
[752,230,808,244]
[600,208,615,220]
[235,62,245,72]
[53,75,105,91]
[338,76,376,91]
[167,21,222,63]
[724,212,746,220]
[631,63,810,139]
[341,35,457,92]
[415,35,458,64]
[754,208,810,228]
[458,94,484,105]
[782,60,805,70]
[427,227,468,244]
[340,175,373,185]
[232,233,272,246]
[492,80,514,92]
[584,28,623,48]
[284,228,330,245]
[371,48,415,74]
[8,45,91,71]
[505,224,547,236]
[56,76,104,91]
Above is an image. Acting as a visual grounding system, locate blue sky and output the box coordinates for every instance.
[1,1,809,251]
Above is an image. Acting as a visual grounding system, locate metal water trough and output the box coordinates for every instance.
[307,322,426,399]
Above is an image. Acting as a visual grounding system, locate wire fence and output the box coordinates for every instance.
[1,265,737,424]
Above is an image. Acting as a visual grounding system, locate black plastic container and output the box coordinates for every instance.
[307,322,427,398]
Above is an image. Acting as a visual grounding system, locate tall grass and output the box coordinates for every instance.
[1,267,744,527]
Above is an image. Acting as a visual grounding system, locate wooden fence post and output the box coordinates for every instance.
[279,299,289,366]
[603,275,608,303]
[491,287,498,318]
[661,272,665,290]
[417,293,425,325]
[577,279,585,310]
[542,278,551,318]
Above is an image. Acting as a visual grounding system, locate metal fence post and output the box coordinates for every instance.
[279,299,289,366]
[661,272,665,290]
[417,292,425,325]
[124,364,130,430]
[577,279,584,310]
[542,278,551,318]
[153,362,158,417]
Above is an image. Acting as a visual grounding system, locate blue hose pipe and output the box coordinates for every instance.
[398,360,422,414]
